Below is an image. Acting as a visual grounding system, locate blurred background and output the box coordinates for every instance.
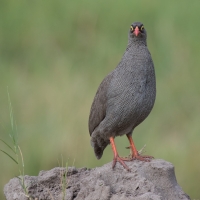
[0,1,199,199]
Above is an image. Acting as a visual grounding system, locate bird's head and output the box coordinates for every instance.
[129,22,147,43]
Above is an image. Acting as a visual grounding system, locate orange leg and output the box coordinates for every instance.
[110,137,130,171]
[126,135,154,161]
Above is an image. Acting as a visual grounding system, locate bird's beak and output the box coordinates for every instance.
[133,26,140,36]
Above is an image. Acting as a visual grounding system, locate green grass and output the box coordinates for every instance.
[0,1,200,199]
[1,90,30,198]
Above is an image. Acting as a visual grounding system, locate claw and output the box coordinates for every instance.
[112,155,130,171]
[126,135,154,162]
[132,154,153,162]
[110,137,130,171]
[109,135,154,171]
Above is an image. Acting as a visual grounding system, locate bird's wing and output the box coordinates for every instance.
[88,73,113,136]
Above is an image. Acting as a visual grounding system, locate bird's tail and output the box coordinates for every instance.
[90,133,110,160]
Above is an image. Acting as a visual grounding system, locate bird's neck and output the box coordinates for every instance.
[127,39,147,49]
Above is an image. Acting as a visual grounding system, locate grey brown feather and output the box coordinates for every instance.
[89,22,156,159]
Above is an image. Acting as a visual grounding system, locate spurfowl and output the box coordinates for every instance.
[89,22,156,171]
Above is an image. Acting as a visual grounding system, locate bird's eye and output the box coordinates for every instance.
[130,26,134,32]
[140,26,144,31]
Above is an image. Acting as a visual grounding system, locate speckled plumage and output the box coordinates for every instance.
[89,22,156,160]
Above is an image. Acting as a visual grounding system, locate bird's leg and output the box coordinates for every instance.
[126,135,154,161]
[109,137,130,171]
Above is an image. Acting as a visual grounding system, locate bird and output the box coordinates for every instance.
[88,22,156,171]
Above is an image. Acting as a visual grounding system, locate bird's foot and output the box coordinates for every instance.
[112,155,130,171]
[126,144,146,154]
[120,154,133,161]
[121,154,153,162]
[125,145,154,162]
[132,154,154,162]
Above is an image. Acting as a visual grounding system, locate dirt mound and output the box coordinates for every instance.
[4,159,190,200]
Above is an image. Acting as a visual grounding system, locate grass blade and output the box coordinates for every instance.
[18,146,25,172]
[0,149,18,164]
[0,139,15,153]
[7,88,14,132]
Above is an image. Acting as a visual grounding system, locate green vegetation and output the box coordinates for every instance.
[1,90,30,198]
[0,1,200,199]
